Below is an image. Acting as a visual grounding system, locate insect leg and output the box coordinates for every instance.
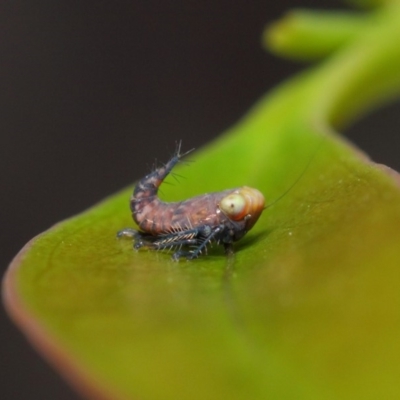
[223,243,234,257]
[172,225,223,261]
[116,228,139,239]
[153,238,198,250]
[117,228,158,250]
[152,228,201,250]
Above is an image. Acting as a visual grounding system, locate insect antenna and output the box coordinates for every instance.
[265,140,324,210]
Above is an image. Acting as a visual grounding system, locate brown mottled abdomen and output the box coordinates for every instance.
[131,190,234,234]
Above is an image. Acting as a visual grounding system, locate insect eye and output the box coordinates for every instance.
[219,193,246,220]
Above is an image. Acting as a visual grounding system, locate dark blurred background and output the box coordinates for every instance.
[1,1,399,399]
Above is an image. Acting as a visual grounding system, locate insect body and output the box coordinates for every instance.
[117,143,265,260]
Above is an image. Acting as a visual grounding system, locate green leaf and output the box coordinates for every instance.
[4,3,400,400]
[263,10,370,61]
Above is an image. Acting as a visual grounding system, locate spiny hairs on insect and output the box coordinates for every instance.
[161,141,195,185]
[173,139,195,160]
